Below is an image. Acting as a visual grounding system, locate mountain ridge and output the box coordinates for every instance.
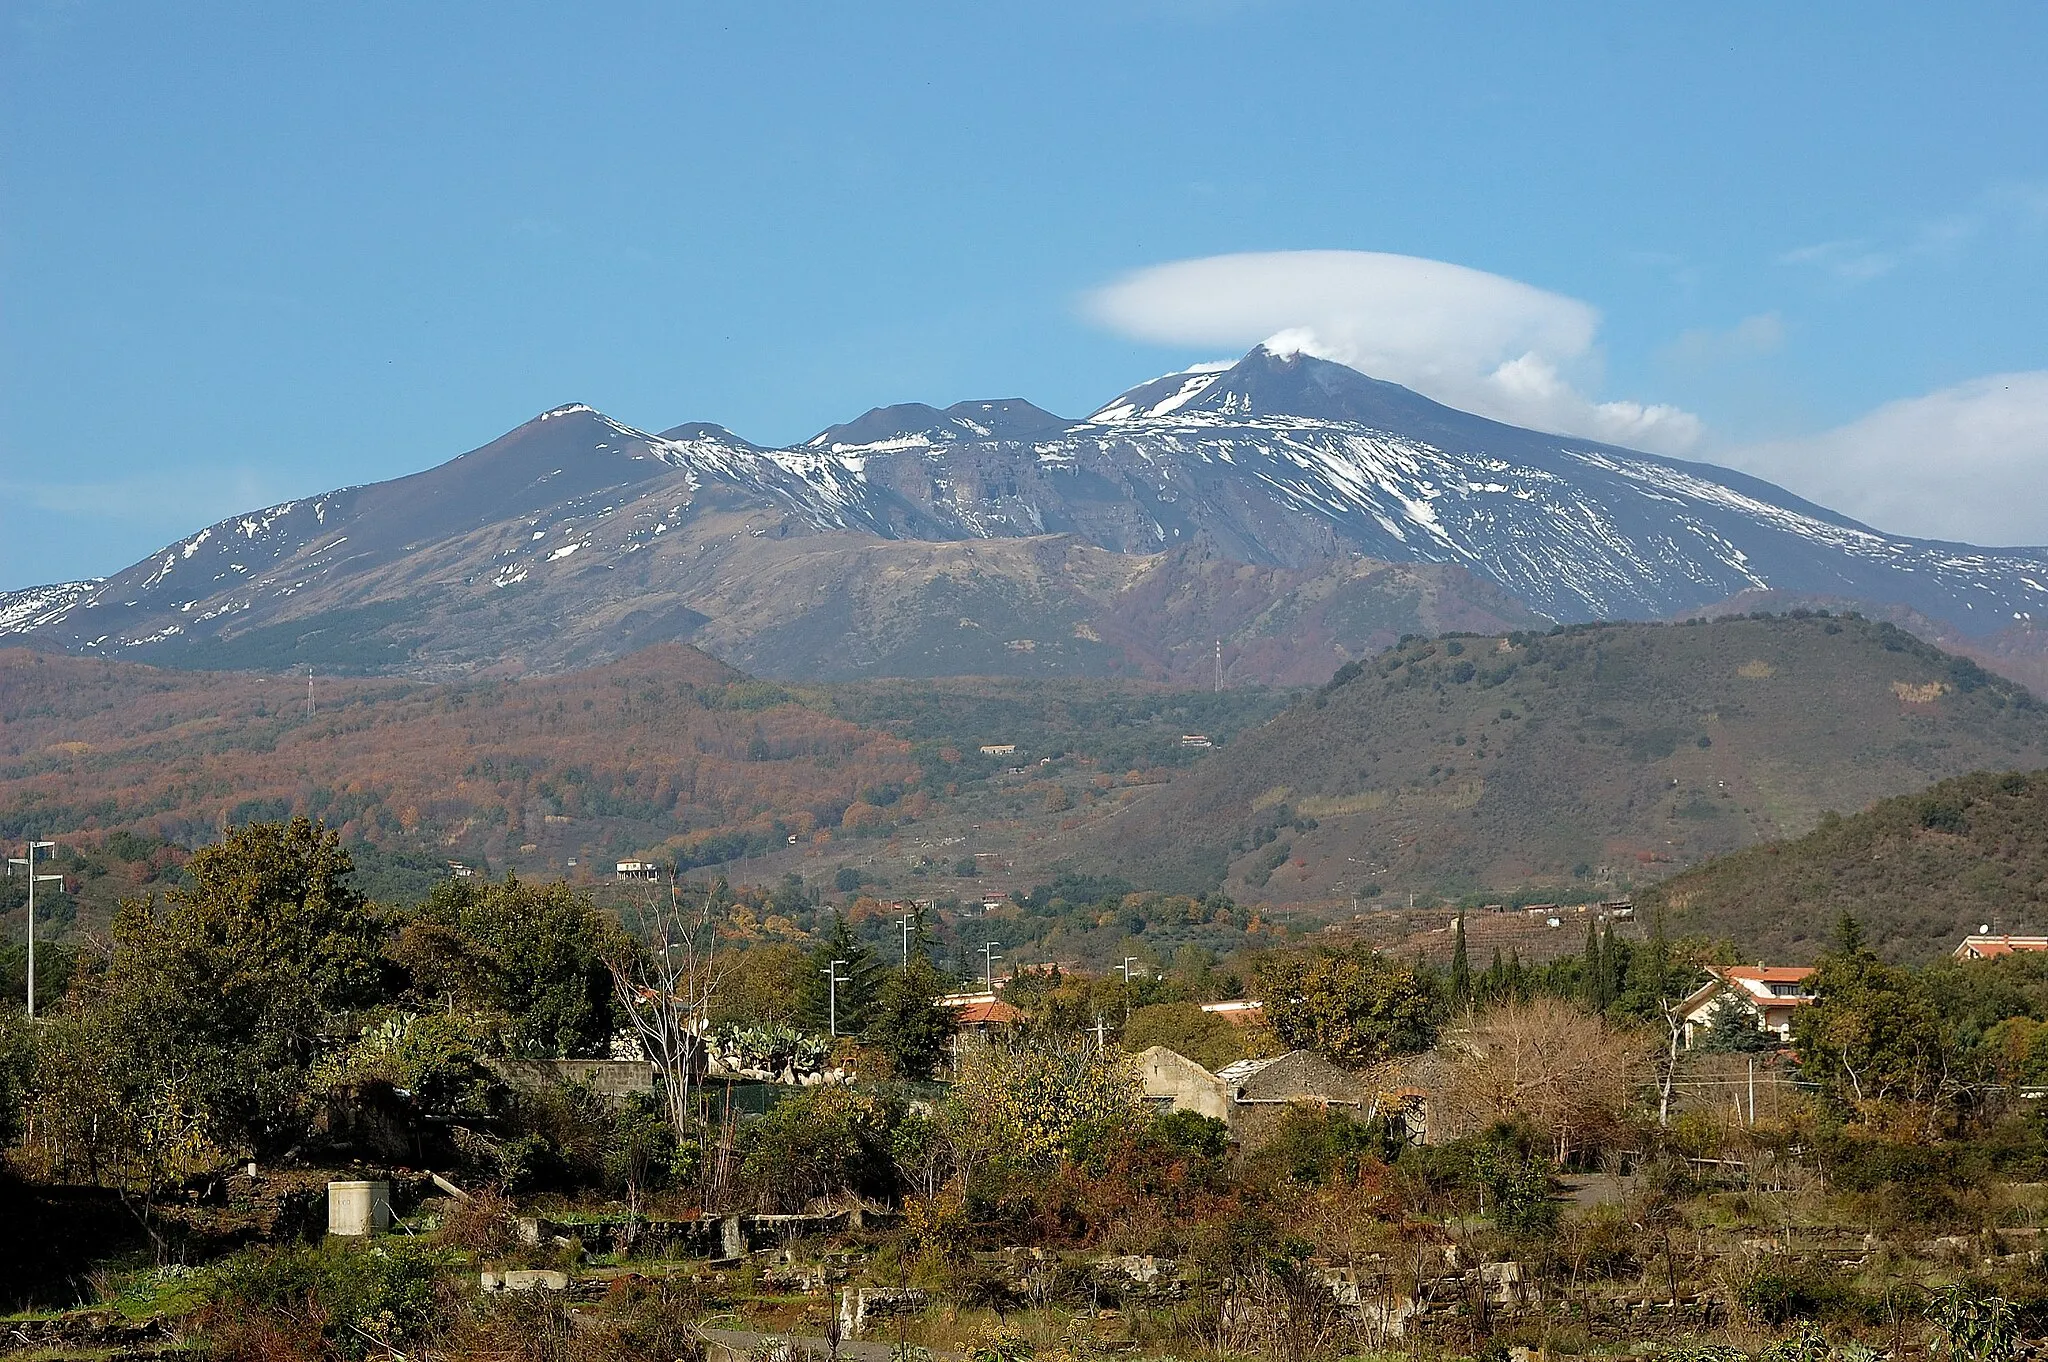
[9,346,2048,683]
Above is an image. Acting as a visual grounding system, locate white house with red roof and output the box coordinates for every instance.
[1675,964,1816,1047]
[1954,934,2048,961]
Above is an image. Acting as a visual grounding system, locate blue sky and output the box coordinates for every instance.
[5,2,2048,588]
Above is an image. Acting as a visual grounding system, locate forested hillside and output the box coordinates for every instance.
[0,647,1296,925]
[1082,613,2048,901]
[1641,767,2048,961]
[0,644,919,886]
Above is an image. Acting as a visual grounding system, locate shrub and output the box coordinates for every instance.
[1738,1256,1847,1326]
[200,1241,449,1361]
[739,1085,892,1211]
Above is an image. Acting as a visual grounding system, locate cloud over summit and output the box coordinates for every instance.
[1726,373,2048,548]
[1085,250,1703,453]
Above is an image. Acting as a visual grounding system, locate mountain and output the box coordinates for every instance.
[9,345,2048,682]
[1063,614,2048,901]
[1639,768,2048,963]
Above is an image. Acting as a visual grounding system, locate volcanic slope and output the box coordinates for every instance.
[11,347,2048,681]
[1639,768,2048,962]
[0,398,1539,685]
[1076,614,2048,902]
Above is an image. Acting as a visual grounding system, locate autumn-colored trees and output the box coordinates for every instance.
[0,645,920,875]
[1438,994,1650,1161]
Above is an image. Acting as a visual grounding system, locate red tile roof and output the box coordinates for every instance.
[1716,966,1816,984]
[949,1000,1023,1026]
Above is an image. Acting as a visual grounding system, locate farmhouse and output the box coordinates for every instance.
[1135,1045,1368,1134]
[1675,964,1816,1047]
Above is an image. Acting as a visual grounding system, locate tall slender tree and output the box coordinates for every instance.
[1450,916,1472,1004]
[1581,920,1603,1008]
[798,912,882,1034]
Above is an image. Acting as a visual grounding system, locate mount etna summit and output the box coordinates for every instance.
[8,346,2047,683]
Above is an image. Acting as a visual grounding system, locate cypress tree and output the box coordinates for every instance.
[1598,921,1621,1010]
[1450,916,1472,1004]
[1582,919,1602,1007]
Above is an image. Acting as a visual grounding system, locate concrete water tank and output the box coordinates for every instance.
[328,1180,392,1236]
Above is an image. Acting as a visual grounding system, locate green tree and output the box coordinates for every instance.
[0,1011,33,1147]
[739,1084,892,1211]
[798,913,882,1035]
[1792,939,1960,1128]
[711,942,812,1028]
[88,818,387,1158]
[409,875,628,1056]
[1257,949,1442,1066]
[1123,1001,1253,1071]
[1581,920,1603,1009]
[862,956,955,1080]
[1698,997,1779,1053]
[1472,1131,1560,1237]
[1611,911,1692,1022]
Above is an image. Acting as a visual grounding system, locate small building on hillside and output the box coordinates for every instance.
[616,860,660,882]
[1675,964,1816,1047]
[978,743,1018,757]
[1198,999,1265,1025]
[1954,934,2048,961]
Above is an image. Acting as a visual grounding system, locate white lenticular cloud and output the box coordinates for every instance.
[1085,249,1703,453]
[1724,373,2048,546]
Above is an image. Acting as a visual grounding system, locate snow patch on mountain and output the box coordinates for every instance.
[13,346,2048,665]
[0,580,101,634]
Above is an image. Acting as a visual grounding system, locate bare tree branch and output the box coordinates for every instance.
[605,879,724,1137]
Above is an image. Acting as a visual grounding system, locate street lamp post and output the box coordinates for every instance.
[821,959,847,1036]
[7,841,60,1019]
[981,941,1001,992]
[896,914,913,968]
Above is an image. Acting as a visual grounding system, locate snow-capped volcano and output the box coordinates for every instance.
[6,345,2048,682]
